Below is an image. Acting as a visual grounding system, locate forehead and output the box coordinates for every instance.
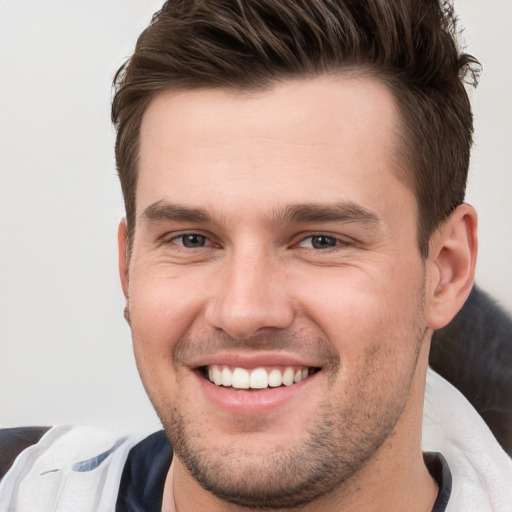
[137,76,409,222]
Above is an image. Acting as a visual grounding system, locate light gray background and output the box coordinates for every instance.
[1,0,511,428]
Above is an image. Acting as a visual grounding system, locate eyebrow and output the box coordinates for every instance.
[270,202,381,226]
[141,200,381,227]
[142,201,213,225]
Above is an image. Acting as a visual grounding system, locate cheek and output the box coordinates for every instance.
[293,264,425,360]
[127,272,194,410]
[128,266,206,359]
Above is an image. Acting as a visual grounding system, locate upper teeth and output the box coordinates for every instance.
[207,365,310,389]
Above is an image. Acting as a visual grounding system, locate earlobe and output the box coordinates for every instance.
[426,204,478,330]
[117,219,130,324]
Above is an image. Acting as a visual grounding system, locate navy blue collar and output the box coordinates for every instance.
[116,430,172,512]
[425,451,452,512]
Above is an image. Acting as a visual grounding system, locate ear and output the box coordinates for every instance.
[117,219,131,324]
[426,204,478,330]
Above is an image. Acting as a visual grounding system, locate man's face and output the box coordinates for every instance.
[123,77,431,508]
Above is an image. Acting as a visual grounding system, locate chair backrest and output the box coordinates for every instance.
[430,286,512,456]
[0,426,50,481]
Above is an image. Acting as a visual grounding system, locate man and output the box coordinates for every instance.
[0,0,511,511]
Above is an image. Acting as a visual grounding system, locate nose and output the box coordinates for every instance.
[204,247,295,340]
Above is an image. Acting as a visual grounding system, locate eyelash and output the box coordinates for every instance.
[166,232,213,248]
[297,234,347,249]
[163,232,351,251]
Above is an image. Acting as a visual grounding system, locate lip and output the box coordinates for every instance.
[187,351,323,415]
[187,350,322,370]
[193,366,320,416]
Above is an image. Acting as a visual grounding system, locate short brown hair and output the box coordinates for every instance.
[112,0,480,257]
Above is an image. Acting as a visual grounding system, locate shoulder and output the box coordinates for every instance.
[423,369,512,512]
[0,425,154,512]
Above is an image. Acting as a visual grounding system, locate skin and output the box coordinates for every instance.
[118,76,477,511]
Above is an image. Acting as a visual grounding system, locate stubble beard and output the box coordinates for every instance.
[163,394,406,509]
[154,334,425,509]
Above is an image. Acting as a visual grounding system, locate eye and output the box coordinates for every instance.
[298,235,341,249]
[172,233,209,248]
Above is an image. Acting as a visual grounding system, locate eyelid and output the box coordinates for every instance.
[174,234,210,247]
[295,232,353,249]
[161,230,216,247]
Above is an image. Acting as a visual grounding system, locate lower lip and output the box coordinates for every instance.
[196,372,316,415]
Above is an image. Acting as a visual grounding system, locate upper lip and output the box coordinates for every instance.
[187,351,323,370]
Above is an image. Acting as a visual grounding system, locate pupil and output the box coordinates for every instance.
[183,234,205,247]
[312,236,336,249]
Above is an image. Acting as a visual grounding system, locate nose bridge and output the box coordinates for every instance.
[205,243,294,339]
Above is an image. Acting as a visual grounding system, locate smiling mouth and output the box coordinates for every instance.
[199,365,321,390]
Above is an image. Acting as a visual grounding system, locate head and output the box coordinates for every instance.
[112,1,479,509]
